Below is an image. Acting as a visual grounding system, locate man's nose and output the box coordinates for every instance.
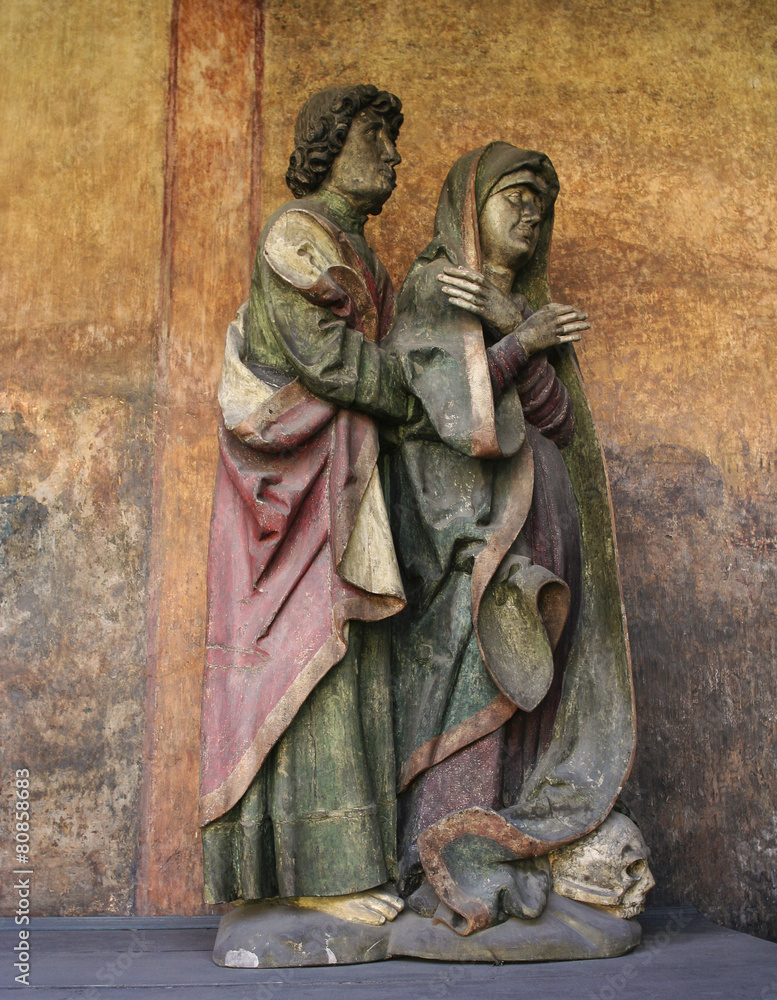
[383,139,401,166]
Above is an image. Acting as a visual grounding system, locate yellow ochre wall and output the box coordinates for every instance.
[1,0,170,914]
[1,0,775,938]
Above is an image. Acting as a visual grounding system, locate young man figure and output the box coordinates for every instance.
[200,86,411,929]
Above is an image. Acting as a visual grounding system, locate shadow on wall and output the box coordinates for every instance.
[607,443,777,942]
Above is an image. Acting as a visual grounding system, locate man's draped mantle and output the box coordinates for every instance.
[199,208,405,827]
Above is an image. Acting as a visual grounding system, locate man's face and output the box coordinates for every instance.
[322,108,401,216]
[479,172,544,273]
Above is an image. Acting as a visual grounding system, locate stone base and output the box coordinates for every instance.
[213,891,641,968]
[213,899,390,968]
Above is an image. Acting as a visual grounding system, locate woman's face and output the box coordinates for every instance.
[478,173,543,274]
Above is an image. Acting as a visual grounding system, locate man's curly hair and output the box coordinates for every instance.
[286,85,403,199]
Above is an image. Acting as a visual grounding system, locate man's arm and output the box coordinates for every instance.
[260,211,410,422]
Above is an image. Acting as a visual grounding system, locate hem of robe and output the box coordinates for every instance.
[274,801,392,898]
[418,805,555,936]
[397,694,516,793]
[200,589,403,826]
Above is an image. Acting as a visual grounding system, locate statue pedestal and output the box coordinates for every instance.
[213,891,641,968]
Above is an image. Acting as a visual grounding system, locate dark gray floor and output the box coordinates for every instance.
[1,909,776,999]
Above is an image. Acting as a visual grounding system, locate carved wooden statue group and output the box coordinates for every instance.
[199,85,654,967]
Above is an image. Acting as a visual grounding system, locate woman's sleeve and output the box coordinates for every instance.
[515,354,575,447]
[487,334,574,446]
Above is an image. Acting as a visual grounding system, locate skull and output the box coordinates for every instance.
[548,812,655,919]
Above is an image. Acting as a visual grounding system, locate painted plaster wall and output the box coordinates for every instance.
[2,0,775,939]
[0,0,171,913]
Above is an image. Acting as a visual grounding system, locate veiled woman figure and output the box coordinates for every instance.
[382,142,636,935]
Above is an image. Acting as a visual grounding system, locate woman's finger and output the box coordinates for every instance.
[437,274,486,297]
[559,321,591,334]
[441,285,483,305]
[447,296,484,316]
[549,303,587,319]
[442,265,486,285]
[556,333,582,343]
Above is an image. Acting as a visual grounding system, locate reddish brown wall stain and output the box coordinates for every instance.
[135,0,257,916]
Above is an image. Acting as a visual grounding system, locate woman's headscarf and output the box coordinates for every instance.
[412,141,560,311]
[387,143,564,461]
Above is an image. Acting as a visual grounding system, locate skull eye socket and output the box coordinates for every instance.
[626,859,645,879]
